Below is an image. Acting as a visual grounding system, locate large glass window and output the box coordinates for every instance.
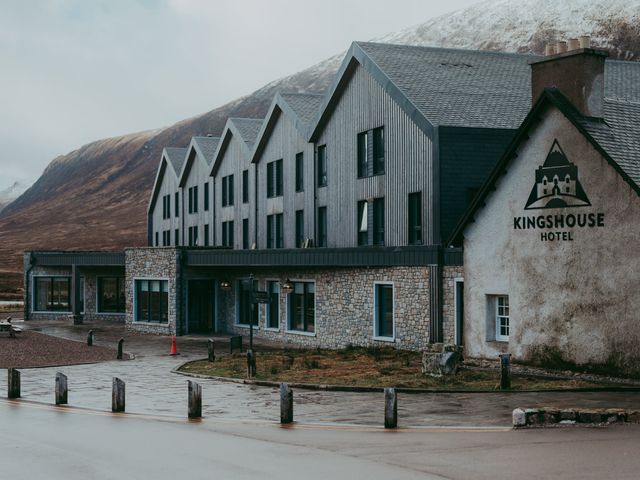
[288,282,315,333]
[267,281,279,329]
[135,279,168,323]
[295,152,304,192]
[375,283,394,338]
[34,276,71,312]
[408,191,422,245]
[98,277,125,313]
[317,145,327,187]
[237,279,258,326]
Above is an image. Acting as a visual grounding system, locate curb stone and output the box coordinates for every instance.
[513,407,639,427]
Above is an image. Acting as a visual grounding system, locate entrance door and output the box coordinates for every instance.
[455,280,464,346]
[187,280,215,334]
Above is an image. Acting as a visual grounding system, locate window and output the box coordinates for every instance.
[188,226,199,246]
[242,169,249,203]
[162,194,171,219]
[295,152,304,192]
[222,175,234,206]
[34,277,70,312]
[162,230,170,246]
[222,221,234,247]
[357,200,368,246]
[295,210,304,248]
[373,197,385,246]
[242,218,249,249]
[408,192,422,245]
[267,214,283,248]
[175,228,180,246]
[175,192,179,217]
[237,279,258,326]
[496,295,510,341]
[188,186,199,214]
[135,279,168,323]
[357,131,368,178]
[155,232,159,247]
[317,145,327,187]
[204,183,209,211]
[267,281,279,329]
[98,277,125,313]
[375,283,394,339]
[288,282,315,333]
[372,127,384,175]
[317,206,327,247]
[204,224,210,246]
[267,159,283,198]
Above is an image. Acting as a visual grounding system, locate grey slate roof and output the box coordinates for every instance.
[164,147,187,176]
[279,93,324,129]
[229,118,264,150]
[192,136,220,166]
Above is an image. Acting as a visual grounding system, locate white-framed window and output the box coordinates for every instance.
[495,295,510,341]
[374,282,394,340]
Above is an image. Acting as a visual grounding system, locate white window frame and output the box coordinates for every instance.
[373,281,395,342]
[285,279,317,337]
[495,295,510,342]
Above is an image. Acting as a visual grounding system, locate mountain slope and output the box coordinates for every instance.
[1,0,639,296]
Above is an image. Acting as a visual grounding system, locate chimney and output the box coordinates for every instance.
[532,36,608,117]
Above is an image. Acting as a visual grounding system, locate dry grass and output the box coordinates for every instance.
[179,347,610,390]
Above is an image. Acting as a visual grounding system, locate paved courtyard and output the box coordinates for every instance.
[1,318,639,427]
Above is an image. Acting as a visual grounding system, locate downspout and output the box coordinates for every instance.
[253,163,258,248]
[177,247,185,336]
[23,252,35,321]
[313,145,318,244]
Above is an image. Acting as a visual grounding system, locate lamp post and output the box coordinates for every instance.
[249,273,255,351]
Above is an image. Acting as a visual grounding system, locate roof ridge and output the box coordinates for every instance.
[354,40,541,59]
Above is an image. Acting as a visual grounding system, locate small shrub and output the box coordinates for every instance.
[270,365,279,375]
[303,357,320,369]
[282,355,295,369]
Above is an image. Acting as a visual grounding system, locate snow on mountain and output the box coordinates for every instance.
[0,180,32,213]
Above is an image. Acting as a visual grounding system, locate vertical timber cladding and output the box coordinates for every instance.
[315,63,434,248]
[463,107,640,372]
[218,266,432,351]
[182,146,214,247]
[150,156,181,247]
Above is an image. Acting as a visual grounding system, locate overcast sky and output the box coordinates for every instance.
[0,0,481,190]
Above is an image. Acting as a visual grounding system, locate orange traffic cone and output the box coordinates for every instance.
[170,335,179,356]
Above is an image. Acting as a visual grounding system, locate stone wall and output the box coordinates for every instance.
[442,266,464,344]
[217,266,431,351]
[125,247,180,335]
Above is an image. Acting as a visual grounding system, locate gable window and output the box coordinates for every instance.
[222,175,234,207]
[135,279,168,323]
[242,169,249,203]
[357,131,368,178]
[295,152,304,192]
[295,210,304,248]
[495,295,510,341]
[162,194,171,219]
[222,221,234,247]
[288,281,315,333]
[98,277,125,313]
[267,213,283,249]
[372,127,384,175]
[357,200,368,246]
[237,279,258,326]
[242,218,249,249]
[408,192,422,244]
[357,127,384,178]
[374,283,394,339]
[175,192,179,217]
[204,183,209,211]
[357,198,384,246]
[373,197,385,246]
[317,206,327,247]
[267,159,283,198]
[188,186,199,214]
[34,276,70,312]
[317,145,327,187]
[267,281,279,329]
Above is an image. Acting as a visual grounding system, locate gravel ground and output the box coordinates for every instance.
[0,330,127,368]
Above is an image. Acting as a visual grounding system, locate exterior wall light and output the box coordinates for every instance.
[281,279,294,295]
[220,279,232,291]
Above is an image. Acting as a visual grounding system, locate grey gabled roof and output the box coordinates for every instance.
[178,137,220,187]
[192,136,220,166]
[148,147,187,213]
[211,118,265,176]
[164,147,187,176]
[230,118,264,151]
[251,92,324,163]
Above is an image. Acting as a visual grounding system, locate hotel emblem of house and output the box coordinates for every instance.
[25,36,640,374]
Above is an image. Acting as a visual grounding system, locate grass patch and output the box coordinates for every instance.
[178,347,612,390]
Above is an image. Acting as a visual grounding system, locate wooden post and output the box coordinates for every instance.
[207,339,215,362]
[112,377,125,412]
[55,372,68,405]
[384,387,397,429]
[280,383,293,424]
[7,368,20,399]
[188,380,202,419]
[499,354,511,390]
[87,330,94,347]
[117,338,124,360]
[247,349,256,377]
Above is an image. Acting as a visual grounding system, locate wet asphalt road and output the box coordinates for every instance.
[1,400,640,480]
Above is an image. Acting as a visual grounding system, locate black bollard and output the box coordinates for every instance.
[117,338,124,360]
[247,349,256,377]
[7,368,20,399]
[384,388,397,429]
[55,372,68,405]
[87,330,94,347]
[188,380,202,419]
[112,377,125,412]
[280,383,293,424]
[499,353,511,390]
[208,339,215,363]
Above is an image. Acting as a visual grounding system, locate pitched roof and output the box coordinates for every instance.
[251,92,324,163]
[178,137,220,187]
[211,118,265,176]
[192,136,220,166]
[147,147,186,214]
[164,147,187,176]
[230,118,264,151]
[448,88,640,246]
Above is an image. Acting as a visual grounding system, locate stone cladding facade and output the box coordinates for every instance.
[442,266,464,344]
